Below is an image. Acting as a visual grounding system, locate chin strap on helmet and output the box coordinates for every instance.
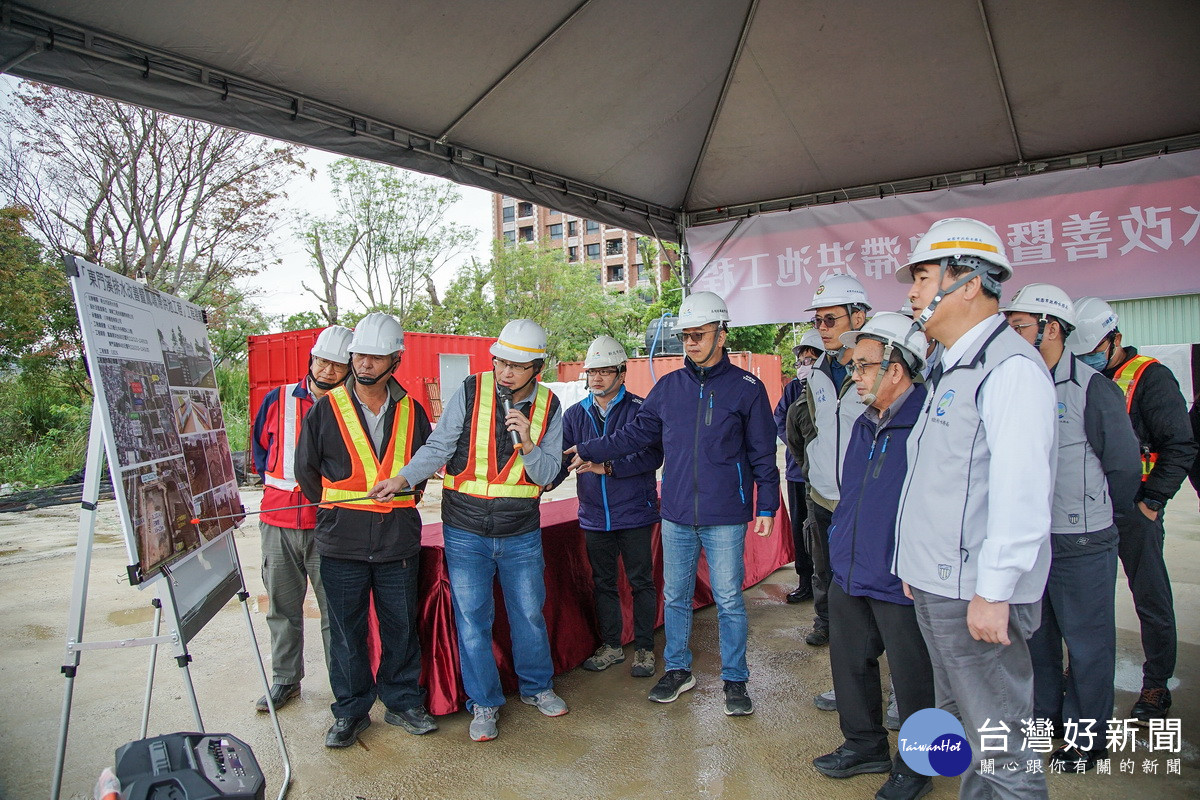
[353,357,398,386]
[309,357,349,391]
[911,256,1002,332]
[860,341,894,406]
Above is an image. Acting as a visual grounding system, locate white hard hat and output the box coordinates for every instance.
[840,312,929,374]
[897,217,1012,284]
[310,325,353,362]
[678,291,731,328]
[805,274,871,312]
[1067,297,1119,354]
[490,319,547,363]
[1001,283,1077,328]
[583,335,627,369]
[794,328,824,355]
[348,312,405,356]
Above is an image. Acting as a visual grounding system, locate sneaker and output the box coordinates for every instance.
[520,689,568,717]
[255,682,300,713]
[582,643,626,672]
[384,705,438,735]
[324,715,370,748]
[648,669,696,703]
[1131,687,1171,723]
[631,648,656,678]
[885,688,900,731]
[812,744,892,778]
[813,687,837,712]
[805,626,830,646]
[723,680,754,716]
[469,705,499,742]
[875,771,932,800]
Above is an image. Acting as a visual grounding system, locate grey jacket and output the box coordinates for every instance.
[894,321,1053,603]
[1049,355,1142,534]
[802,351,865,508]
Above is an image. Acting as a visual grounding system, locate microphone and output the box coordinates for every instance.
[496,385,522,448]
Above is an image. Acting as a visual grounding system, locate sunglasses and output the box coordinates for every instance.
[810,313,849,329]
[674,326,719,343]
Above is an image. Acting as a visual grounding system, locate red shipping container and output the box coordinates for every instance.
[557,352,784,410]
[248,329,498,432]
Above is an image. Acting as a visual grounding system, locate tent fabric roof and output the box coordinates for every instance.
[3,0,1199,240]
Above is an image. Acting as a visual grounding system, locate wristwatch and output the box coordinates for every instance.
[1142,498,1164,513]
[603,461,614,477]
[980,596,1006,604]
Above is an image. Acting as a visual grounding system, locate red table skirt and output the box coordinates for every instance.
[368,494,793,716]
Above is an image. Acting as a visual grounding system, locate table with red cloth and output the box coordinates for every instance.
[368,494,793,716]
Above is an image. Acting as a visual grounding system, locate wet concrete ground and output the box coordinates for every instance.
[1,486,1198,799]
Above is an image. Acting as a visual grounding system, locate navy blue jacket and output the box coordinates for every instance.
[829,384,926,605]
[558,387,663,531]
[577,352,780,526]
[774,377,807,483]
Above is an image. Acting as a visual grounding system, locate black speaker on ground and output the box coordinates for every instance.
[114,732,265,800]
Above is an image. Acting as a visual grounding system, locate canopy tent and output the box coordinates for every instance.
[2,0,1199,242]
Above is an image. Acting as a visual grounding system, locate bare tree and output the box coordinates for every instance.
[0,81,304,304]
[298,218,365,325]
[323,158,475,325]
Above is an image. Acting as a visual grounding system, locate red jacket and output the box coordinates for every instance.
[253,380,318,529]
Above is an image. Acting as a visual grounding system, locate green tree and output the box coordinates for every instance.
[0,206,86,392]
[434,242,649,365]
[280,310,325,332]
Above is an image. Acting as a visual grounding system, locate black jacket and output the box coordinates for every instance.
[1103,346,1199,506]
[295,378,432,562]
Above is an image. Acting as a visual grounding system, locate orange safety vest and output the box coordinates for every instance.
[443,373,552,499]
[1113,355,1159,482]
[320,385,418,512]
[264,383,304,492]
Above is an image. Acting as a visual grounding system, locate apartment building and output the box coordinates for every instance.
[492,194,671,293]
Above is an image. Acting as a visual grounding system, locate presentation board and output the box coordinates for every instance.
[66,257,244,584]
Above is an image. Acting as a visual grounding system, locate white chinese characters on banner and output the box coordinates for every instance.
[686,150,1200,324]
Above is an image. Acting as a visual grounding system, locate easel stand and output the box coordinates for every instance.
[50,402,291,800]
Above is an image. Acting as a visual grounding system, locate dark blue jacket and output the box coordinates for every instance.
[774,377,807,483]
[559,387,662,531]
[829,384,926,605]
[577,352,780,526]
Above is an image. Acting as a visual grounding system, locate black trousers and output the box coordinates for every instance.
[806,500,833,631]
[585,525,657,650]
[828,581,934,774]
[1117,506,1177,689]
[786,480,813,587]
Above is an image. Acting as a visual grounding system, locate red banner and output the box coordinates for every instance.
[686,151,1200,325]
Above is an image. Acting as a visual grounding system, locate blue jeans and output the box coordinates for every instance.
[320,555,423,719]
[660,521,749,682]
[442,526,555,708]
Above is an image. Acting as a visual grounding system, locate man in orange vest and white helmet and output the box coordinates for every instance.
[296,312,436,748]
[369,319,567,743]
[251,324,351,714]
[1068,297,1197,723]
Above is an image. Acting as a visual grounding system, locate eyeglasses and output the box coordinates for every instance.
[810,313,849,329]
[585,368,618,377]
[492,357,536,374]
[674,325,718,343]
[1008,322,1036,333]
[795,356,817,367]
[312,357,349,373]
[848,361,884,376]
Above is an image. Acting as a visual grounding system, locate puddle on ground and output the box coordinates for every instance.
[107,606,157,627]
[94,533,123,545]
[0,548,19,557]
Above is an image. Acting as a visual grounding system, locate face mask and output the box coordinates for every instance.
[795,365,813,382]
[1079,350,1108,371]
